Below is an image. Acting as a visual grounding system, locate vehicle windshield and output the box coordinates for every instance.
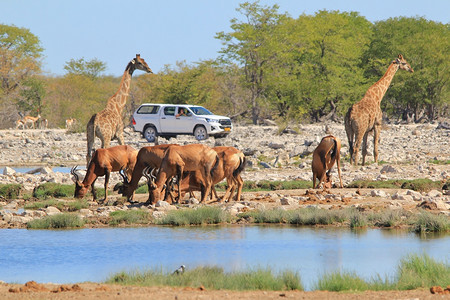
[189,106,213,115]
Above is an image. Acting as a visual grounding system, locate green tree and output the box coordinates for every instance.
[17,76,46,115]
[367,17,449,121]
[216,1,289,124]
[286,10,373,121]
[64,57,106,79]
[0,24,43,127]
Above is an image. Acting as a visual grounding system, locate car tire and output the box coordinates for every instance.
[194,125,208,141]
[143,125,158,143]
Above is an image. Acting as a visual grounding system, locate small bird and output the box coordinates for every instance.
[172,265,185,275]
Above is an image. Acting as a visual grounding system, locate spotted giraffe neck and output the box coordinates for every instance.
[106,66,134,113]
[365,62,400,105]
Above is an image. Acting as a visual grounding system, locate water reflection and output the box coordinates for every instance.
[0,226,448,290]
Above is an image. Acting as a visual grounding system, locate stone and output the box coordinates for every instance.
[2,167,16,175]
[371,190,387,198]
[427,190,443,198]
[406,190,423,201]
[380,165,397,173]
[44,206,61,215]
[280,197,296,205]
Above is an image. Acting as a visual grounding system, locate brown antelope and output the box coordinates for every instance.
[149,144,219,204]
[71,145,138,201]
[23,114,41,129]
[65,118,76,130]
[163,146,246,203]
[15,119,25,129]
[116,144,173,202]
[312,135,343,189]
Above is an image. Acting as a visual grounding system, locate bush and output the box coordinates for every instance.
[0,184,22,199]
[27,213,85,229]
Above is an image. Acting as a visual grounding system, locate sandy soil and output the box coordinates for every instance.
[0,281,444,300]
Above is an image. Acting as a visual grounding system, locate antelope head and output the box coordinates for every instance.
[71,166,88,198]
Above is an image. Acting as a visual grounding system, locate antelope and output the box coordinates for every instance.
[15,119,25,129]
[115,144,173,202]
[71,145,138,201]
[163,146,246,203]
[149,144,219,204]
[40,118,48,129]
[65,118,76,130]
[311,135,343,189]
[23,114,41,129]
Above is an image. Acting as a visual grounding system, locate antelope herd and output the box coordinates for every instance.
[70,134,343,205]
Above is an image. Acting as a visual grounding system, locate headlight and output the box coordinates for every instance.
[205,118,219,123]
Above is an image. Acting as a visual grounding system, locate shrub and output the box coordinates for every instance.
[27,213,85,229]
[0,184,22,199]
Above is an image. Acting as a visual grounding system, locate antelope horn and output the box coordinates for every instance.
[150,168,157,180]
[71,166,80,182]
[119,167,129,184]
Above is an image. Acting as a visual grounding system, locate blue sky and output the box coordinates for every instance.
[1,0,448,76]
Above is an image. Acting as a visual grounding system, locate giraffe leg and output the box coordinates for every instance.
[352,131,365,166]
[373,125,381,163]
[361,132,369,166]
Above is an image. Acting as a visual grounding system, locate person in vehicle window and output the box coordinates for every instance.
[176,108,187,117]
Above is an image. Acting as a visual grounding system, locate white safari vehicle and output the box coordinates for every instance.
[132,103,233,142]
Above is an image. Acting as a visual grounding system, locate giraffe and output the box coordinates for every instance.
[345,54,413,166]
[86,54,152,166]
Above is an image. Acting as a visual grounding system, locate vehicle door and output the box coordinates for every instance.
[159,106,176,133]
[175,107,194,133]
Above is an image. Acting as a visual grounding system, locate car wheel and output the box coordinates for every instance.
[194,125,208,141]
[143,126,158,143]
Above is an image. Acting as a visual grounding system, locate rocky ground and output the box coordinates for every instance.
[0,122,449,228]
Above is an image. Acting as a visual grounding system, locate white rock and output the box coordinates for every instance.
[427,190,443,198]
[44,206,61,215]
[2,167,16,175]
[371,190,388,198]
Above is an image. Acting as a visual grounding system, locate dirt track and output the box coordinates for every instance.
[0,281,442,300]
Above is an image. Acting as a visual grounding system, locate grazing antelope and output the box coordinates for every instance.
[23,114,41,129]
[312,135,343,189]
[71,145,138,202]
[149,144,219,204]
[116,144,173,202]
[163,146,246,203]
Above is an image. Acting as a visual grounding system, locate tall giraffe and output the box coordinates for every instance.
[86,54,152,165]
[345,54,413,166]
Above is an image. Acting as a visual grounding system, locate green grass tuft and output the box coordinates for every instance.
[157,206,232,226]
[27,213,85,229]
[109,210,152,226]
[412,210,450,233]
[32,183,75,199]
[0,183,22,199]
[106,266,303,291]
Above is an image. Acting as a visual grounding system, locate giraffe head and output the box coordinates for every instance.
[128,54,153,74]
[394,54,414,73]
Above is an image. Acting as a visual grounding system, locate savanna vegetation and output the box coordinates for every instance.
[1,2,448,129]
